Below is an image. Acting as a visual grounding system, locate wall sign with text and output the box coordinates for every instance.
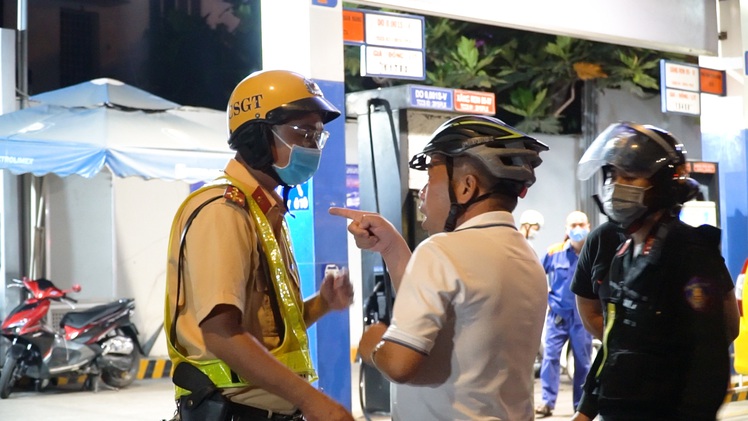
[344,8,426,81]
[660,60,726,116]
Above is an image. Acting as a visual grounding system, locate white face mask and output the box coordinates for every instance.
[602,183,650,228]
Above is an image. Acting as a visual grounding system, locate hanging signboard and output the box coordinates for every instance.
[361,46,425,80]
[408,86,453,110]
[405,84,495,115]
[311,0,337,6]
[453,89,496,114]
[663,89,701,115]
[344,8,426,81]
[343,9,365,44]
[660,61,700,116]
[660,60,726,116]
[364,11,423,50]
[699,67,726,96]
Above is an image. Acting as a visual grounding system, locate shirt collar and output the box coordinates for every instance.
[455,211,516,230]
[222,159,284,214]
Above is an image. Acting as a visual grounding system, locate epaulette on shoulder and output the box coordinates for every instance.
[223,185,248,210]
[546,241,566,255]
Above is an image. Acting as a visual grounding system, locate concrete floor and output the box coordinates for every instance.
[1,364,747,420]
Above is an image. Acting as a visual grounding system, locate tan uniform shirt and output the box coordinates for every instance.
[166,158,302,412]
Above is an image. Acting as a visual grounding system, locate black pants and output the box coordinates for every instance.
[226,402,305,421]
[177,396,304,421]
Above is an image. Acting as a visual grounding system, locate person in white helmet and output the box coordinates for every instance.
[519,209,545,239]
[535,211,593,418]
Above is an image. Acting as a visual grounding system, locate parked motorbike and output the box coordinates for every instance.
[0,277,143,399]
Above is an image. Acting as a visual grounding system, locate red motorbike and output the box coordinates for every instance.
[0,277,143,398]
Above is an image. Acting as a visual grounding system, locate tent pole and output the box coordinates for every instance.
[17,0,28,109]
[28,178,44,279]
[17,0,33,279]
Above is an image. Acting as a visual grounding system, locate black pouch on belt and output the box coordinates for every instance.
[173,362,230,421]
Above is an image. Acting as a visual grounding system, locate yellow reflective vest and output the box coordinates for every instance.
[164,176,316,397]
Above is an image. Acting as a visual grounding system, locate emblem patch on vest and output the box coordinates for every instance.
[684,277,712,312]
[224,185,247,210]
[251,186,272,215]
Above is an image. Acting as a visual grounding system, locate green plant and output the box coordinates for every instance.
[500,88,562,134]
[343,15,687,134]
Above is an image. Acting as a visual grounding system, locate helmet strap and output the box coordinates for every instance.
[444,156,460,232]
[443,156,507,232]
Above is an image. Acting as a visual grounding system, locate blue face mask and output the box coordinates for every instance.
[569,226,589,242]
[272,141,322,186]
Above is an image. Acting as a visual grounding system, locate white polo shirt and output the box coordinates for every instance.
[383,211,547,421]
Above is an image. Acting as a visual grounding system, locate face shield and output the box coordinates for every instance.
[577,122,682,181]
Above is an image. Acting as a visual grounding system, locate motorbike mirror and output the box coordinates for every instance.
[72,284,82,292]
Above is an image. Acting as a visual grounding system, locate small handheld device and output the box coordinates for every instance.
[324,264,342,288]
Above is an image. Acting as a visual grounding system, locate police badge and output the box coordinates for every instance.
[304,78,323,97]
[684,277,712,312]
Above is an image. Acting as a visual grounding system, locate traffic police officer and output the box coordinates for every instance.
[165,70,354,421]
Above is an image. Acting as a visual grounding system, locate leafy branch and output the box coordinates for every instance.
[343,16,687,134]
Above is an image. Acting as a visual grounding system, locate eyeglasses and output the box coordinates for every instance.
[273,124,330,149]
[408,153,446,170]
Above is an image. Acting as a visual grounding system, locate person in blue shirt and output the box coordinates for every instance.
[536,211,593,418]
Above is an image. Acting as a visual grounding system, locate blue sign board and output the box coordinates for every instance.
[408,86,453,111]
[287,183,310,211]
[277,183,311,211]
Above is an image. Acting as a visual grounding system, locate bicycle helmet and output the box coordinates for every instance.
[410,115,549,231]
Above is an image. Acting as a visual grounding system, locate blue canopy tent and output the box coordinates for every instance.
[0,79,235,357]
[0,78,233,182]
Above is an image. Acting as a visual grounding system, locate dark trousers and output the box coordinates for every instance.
[226,402,305,421]
[177,396,304,421]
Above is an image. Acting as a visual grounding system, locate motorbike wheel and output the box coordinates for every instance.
[0,353,20,399]
[101,347,141,389]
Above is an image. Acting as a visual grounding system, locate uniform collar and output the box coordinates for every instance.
[222,159,286,215]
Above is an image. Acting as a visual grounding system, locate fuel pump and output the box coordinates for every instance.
[357,98,399,418]
[679,160,721,227]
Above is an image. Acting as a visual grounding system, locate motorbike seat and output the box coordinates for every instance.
[60,299,134,329]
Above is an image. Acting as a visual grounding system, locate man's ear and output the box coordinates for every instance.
[458,174,480,201]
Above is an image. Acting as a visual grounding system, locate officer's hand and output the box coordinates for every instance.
[320,267,354,311]
[329,207,401,254]
[299,392,354,421]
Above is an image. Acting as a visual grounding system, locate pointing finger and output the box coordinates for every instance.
[329,207,368,221]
